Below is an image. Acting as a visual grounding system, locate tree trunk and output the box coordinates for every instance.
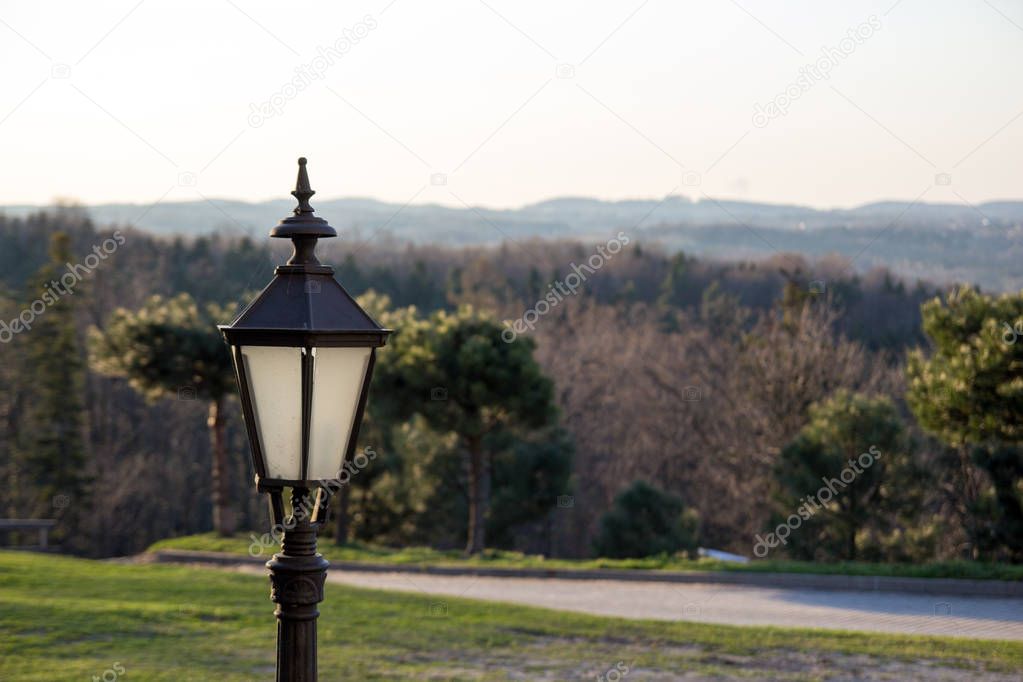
[846,496,857,561]
[334,481,351,545]
[465,436,488,555]
[208,398,235,536]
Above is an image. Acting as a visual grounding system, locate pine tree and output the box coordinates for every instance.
[907,286,1023,560]
[20,232,90,542]
[89,293,237,535]
[372,304,558,554]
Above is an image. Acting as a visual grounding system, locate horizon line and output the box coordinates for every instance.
[2,192,1021,214]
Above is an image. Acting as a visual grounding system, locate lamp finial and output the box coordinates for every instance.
[292,157,315,215]
[270,155,336,247]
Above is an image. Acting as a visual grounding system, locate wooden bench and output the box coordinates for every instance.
[0,519,57,549]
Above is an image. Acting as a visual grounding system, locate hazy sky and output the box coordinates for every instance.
[1,0,1021,210]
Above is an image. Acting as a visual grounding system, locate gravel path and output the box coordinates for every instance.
[315,568,1023,640]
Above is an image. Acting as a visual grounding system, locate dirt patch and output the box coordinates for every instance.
[418,637,1022,681]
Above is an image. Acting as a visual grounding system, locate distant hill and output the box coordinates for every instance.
[3,195,1022,290]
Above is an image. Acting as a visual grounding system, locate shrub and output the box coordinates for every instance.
[593,481,699,559]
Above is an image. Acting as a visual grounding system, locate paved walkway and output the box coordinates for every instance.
[301,568,1023,640]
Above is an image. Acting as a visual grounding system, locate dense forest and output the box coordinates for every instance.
[1,208,1020,563]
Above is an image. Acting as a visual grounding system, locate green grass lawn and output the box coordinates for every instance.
[150,532,1023,582]
[2,550,1020,681]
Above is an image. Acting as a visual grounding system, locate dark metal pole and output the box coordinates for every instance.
[267,487,328,682]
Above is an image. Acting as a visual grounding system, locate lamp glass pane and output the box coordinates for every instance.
[307,347,372,480]
[241,346,303,479]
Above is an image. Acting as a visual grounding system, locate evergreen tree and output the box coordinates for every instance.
[19,232,90,543]
[770,391,913,561]
[593,481,699,559]
[907,286,1023,560]
[487,427,573,550]
[88,293,237,535]
[372,304,559,554]
[656,252,690,309]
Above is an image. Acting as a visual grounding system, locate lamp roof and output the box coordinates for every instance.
[219,157,389,347]
[226,272,383,333]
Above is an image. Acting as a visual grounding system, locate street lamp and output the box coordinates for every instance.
[220,157,390,681]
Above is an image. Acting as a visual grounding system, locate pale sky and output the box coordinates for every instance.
[1,0,1021,210]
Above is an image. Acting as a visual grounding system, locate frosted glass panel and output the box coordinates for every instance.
[242,346,303,479]
[308,347,372,480]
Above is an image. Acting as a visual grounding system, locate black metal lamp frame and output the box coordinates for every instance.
[219,158,390,682]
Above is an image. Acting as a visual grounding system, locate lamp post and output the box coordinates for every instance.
[220,157,390,682]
